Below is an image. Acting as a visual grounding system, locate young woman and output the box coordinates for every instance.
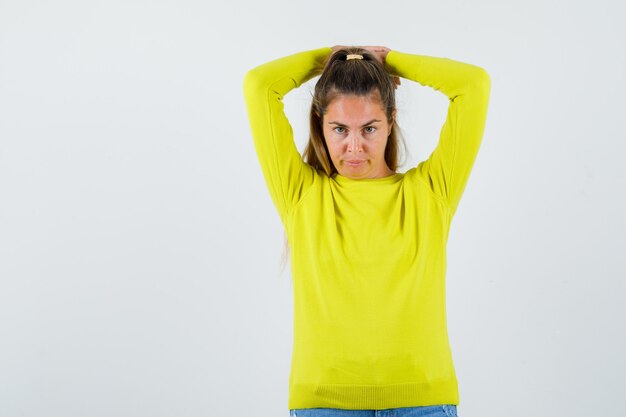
[243,45,491,417]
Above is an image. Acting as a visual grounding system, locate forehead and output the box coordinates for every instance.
[325,93,386,122]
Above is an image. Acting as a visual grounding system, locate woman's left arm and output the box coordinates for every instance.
[385,50,491,216]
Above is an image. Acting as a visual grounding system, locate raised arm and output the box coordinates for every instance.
[385,50,491,216]
[243,47,331,225]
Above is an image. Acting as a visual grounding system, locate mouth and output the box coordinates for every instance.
[345,160,365,167]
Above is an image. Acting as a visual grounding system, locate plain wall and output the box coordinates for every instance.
[1,0,624,416]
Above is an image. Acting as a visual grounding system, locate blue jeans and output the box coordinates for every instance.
[289,405,458,417]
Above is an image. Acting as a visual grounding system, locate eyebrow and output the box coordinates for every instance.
[327,119,382,127]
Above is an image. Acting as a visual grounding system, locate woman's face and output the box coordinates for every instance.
[322,93,395,180]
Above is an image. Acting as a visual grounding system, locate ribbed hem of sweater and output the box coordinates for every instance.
[288,379,459,410]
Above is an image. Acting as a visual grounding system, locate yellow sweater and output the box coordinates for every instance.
[243,47,491,410]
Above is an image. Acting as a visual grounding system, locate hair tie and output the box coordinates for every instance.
[346,54,363,60]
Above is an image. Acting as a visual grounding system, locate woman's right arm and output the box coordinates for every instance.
[243,47,331,225]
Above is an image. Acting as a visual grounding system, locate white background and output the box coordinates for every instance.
[1,1,625,416]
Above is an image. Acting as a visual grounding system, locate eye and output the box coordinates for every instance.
[333,127,346,134]
[364,126,377,134]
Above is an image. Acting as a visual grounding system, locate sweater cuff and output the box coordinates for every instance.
[385,50,411,77]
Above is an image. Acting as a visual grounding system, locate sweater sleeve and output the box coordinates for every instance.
[243,47,331,225]
[385,50,491,216]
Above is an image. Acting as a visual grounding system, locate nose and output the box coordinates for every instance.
[347,132,362,152]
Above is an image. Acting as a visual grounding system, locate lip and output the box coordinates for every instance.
[345,160,365,166]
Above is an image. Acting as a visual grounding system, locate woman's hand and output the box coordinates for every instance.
[361,46,400,88]
[329,45,400,88]
[330,45,390,64]
[360,45,391,64]
[330,45,349,56]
